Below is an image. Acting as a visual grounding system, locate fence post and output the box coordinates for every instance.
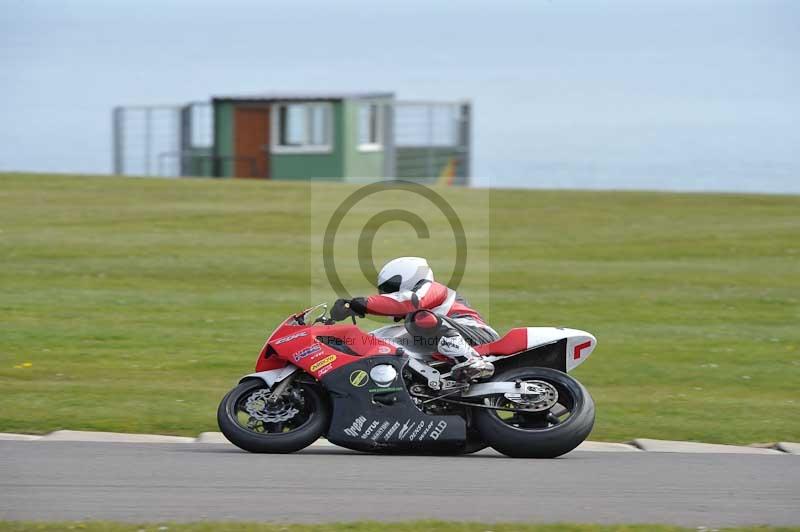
[112,107,124,175]
[382,102,395,179]
[179,105,192,177]
[459,102,472,186]
[144,108,152,176]
[426,104,434,179]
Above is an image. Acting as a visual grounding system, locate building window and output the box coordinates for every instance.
[273,103,332,152]
[358,103,382,151]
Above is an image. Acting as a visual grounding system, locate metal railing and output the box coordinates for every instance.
[387,101,470,185]
[112,103,211,177]
[112,99,470,184]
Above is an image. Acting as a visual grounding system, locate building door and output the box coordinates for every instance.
[234,107,270,178]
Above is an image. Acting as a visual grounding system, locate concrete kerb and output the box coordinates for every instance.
[631,438,785,455]
[41,430,195,443]
[776,442,800,454]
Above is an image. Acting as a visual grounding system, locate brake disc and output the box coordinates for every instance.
[245,389,299,423]
[503,380,559,412]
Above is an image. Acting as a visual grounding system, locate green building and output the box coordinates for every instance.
[211,92,392,180]
[113,92,471,185]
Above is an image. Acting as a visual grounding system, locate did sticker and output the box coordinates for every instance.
[349,370,369,387]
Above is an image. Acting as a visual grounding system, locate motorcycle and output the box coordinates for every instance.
[217,302,597,458]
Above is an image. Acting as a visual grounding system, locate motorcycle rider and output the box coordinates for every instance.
[331,257,499,381]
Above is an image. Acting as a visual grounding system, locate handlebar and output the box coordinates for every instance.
[344,302,358,324]
[306,300,444,327]
[312,315,337,326]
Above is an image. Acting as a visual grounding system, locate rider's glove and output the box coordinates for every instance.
[349,297,367,318]
[331,299,353,322]
[331,297,367,321]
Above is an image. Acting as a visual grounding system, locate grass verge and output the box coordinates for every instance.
[1,172,798,443]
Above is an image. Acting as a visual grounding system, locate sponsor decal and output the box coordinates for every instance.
[378,345,392,354]
[429,420,448,440]
[397,419,414,439]
[416,421,434,440]
[370,421,391,440]
[349,370,369,387]
[310,355,336,372]
[344,415,367,437]
[274,331,308,345]
[368,386,403,393]
[408,420,426,440]
[292,343,322,362]
[360,420,380,439]
[573,340,592,360]
[383,421,401,440]
[317,364,334,377]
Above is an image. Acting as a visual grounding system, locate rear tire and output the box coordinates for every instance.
[473,367,594,458]
[460,434,489,455]
[217,379,330,453]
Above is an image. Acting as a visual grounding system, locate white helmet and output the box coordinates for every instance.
[377,257,434,294]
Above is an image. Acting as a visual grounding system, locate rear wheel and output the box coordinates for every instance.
[459,431,488,454]
[217,379,330,453]
[473,367,594,458]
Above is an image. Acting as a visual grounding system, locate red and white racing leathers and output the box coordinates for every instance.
[349,281,499,361]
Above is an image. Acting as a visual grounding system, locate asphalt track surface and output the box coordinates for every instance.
[1,441,798,527]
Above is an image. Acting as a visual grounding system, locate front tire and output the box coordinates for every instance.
[473,367,595,458]
[217,379,330,453]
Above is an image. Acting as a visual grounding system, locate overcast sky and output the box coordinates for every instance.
[1,0,798,191]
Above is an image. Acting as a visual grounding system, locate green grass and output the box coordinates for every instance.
[0,523,797,532]
[1,172,798,443]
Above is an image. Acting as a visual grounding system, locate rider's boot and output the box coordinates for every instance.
[437,335,494,382]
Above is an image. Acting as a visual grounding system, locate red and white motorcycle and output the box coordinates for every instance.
[218,303,597,458]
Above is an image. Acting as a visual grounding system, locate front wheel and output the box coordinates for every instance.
[217,378,330,453]
[473,367,595,458]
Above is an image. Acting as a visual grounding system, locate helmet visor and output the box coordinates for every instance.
[377,275,402,294]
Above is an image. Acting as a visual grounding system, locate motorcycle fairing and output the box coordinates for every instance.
[239,365,298,388]
[257,322,401,377]
[476,327,596,372]
[320,355,466,452]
